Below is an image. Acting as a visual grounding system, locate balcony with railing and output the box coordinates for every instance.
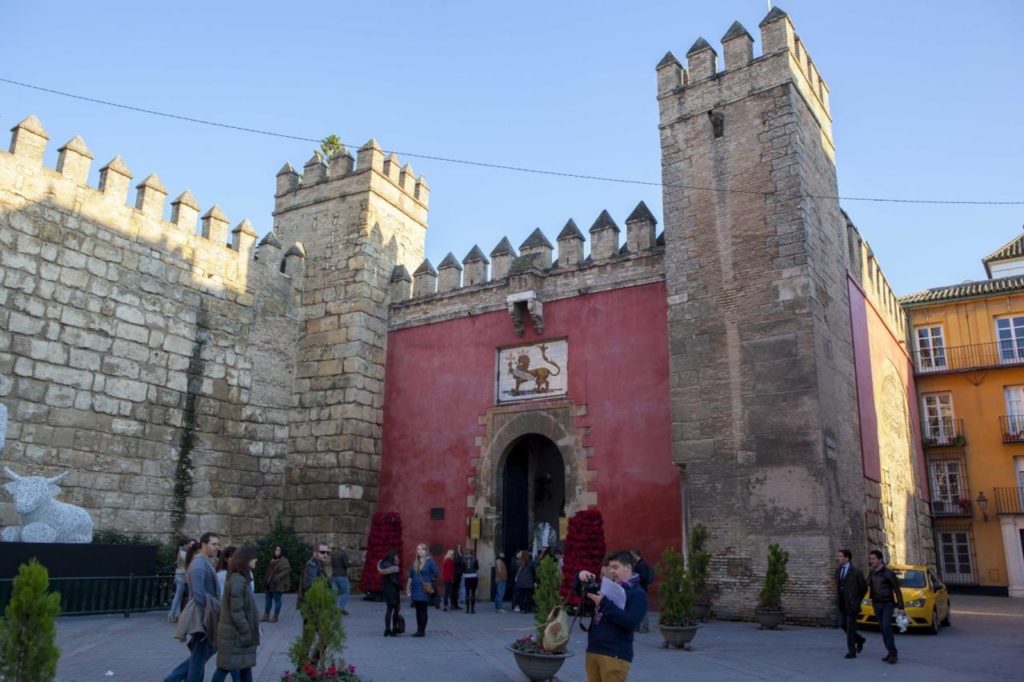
[994,487,1024,515]
[922,418,966,448]
[931,497,973,517]
[999,415,1024,443]
[914,342,1024,375]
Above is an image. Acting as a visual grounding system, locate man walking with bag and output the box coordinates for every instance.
[835,549,867,658]
[165,532,221,682]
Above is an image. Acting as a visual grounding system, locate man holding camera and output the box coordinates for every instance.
[577,550,648,682]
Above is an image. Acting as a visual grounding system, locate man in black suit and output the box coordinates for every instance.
[836,549,867,659]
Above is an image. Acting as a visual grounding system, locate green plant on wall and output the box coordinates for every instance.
[758,543,789,610]
[0,559,61,681]
[533,555,563,640]
[687,523,711,605]
[657,548,695,627]
[320,134,344,163]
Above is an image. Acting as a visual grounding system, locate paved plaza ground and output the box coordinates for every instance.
[54,594,1024,681]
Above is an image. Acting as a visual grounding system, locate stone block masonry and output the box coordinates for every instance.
[0,116,303,542]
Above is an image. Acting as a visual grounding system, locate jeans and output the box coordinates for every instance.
[210,669,252,682]
[873,601,897,656]
[168,574,186,619]
[495,580,506,610]
[331,576,350,611]
[264,591,282,615]
[838,609,865,654]
[164,632,216,682]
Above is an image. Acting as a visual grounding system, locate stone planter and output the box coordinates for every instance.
[507,646,572,681]
[694,602,711,621]
[659,623,700,649]
[755,608,785,630]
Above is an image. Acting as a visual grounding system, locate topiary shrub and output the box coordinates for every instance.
[0,559,61,681]
[284,578,360,680]
[359,511,402,597]
[757,543,789,611]
[687,523,712,606]
[657,547,696,627]
[533,555,563,639]
[559,509,605,608]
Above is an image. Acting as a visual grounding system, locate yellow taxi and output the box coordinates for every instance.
[857,564,951,635]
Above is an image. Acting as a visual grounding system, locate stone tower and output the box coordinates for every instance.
[659,8,866,620]
[272,142,428,546]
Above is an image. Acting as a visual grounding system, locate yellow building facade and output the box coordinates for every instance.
[901,233,1024,597]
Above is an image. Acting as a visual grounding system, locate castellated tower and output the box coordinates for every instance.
[659,8,865,620]
[272,140,428,546]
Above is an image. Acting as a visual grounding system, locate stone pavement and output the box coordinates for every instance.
[54,595,1024,681]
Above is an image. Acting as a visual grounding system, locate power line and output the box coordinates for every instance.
[2,76,1022,207]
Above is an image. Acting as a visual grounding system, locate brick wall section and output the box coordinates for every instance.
[659,13,867,622]
[0,120,301,540]
[272,144,427,547]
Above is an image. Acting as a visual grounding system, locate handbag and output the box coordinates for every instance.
[422,580,435,595]
[394,613,406,634]
[542,605,570,653]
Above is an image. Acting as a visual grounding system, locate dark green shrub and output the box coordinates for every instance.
[533,555,563,640]
[287,578,352,675]
[256,517,309,592]
[758,543,789,610]
[91,529,176,574]
[657,548,695,627]
[0,559,61,681]
[687,523,712,605]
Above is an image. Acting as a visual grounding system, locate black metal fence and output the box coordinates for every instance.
[999,416,1024,444]
[921,417,966,447]
[0,574,175,617]
[914,341,1024,374]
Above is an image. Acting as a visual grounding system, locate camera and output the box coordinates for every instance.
[577,576,601,597]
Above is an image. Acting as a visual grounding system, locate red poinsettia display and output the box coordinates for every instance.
[559,509,606,604]
[359,511,403,594]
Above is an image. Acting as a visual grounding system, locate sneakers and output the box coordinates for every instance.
[513,606,521,613]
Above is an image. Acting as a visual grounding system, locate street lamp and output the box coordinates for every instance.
[975,491,989,522]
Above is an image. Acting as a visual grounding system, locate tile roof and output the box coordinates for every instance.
[899,274,1024,306]
[982,232,1024,277]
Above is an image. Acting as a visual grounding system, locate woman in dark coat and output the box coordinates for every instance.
[262,545,291,623]
[514,550,535,613]
[377,548,402,636]
[212,544,260,682]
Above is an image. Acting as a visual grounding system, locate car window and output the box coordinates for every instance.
[929,572,945,591]
[894,569,926,588]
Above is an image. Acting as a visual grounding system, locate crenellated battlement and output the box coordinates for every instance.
[273,138,428,216]
[845,215,908,342]
[657,5,832,148]
[0,115,302,297]
[389,202,665,330]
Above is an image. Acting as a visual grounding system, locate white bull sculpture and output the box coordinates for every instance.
[1,467,93,543]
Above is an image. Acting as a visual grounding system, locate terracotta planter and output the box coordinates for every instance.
[694,602,711,621]
[755,608,785,629]
[507,646,573,682]
[659,623,700,649]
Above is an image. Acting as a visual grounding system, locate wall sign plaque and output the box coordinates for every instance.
[496,340,567,403]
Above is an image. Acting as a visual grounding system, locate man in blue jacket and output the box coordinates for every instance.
[577,550,648,681]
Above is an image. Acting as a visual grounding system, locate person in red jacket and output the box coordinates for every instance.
[441,549,458,612]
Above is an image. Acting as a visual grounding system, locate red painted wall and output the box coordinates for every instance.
[848,277,927,495]
[378,282,680,572]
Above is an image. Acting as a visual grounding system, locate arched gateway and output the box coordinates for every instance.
[499,433,566,562]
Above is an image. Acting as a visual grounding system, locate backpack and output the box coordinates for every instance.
[542,605,570,653]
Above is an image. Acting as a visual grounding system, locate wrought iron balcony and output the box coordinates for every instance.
[994,487,1024,515]
[930,498,973,517]
[914,342,1024,375]
[921,418,966,447]
[999,416,1024,444]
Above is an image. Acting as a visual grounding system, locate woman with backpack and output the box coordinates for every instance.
[377,548,403,636]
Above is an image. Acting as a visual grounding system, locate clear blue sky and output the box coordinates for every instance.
[2,1,1021,295]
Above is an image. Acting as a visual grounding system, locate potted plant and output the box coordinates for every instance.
[656,548,699,649]
[0,559,61,682]
[508,555,573,681]
[687,523,712,620]
[755,543,789,630]
[282,578,361,681]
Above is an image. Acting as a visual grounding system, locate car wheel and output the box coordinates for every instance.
[928,608,939,635]
[940,601,951,627]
